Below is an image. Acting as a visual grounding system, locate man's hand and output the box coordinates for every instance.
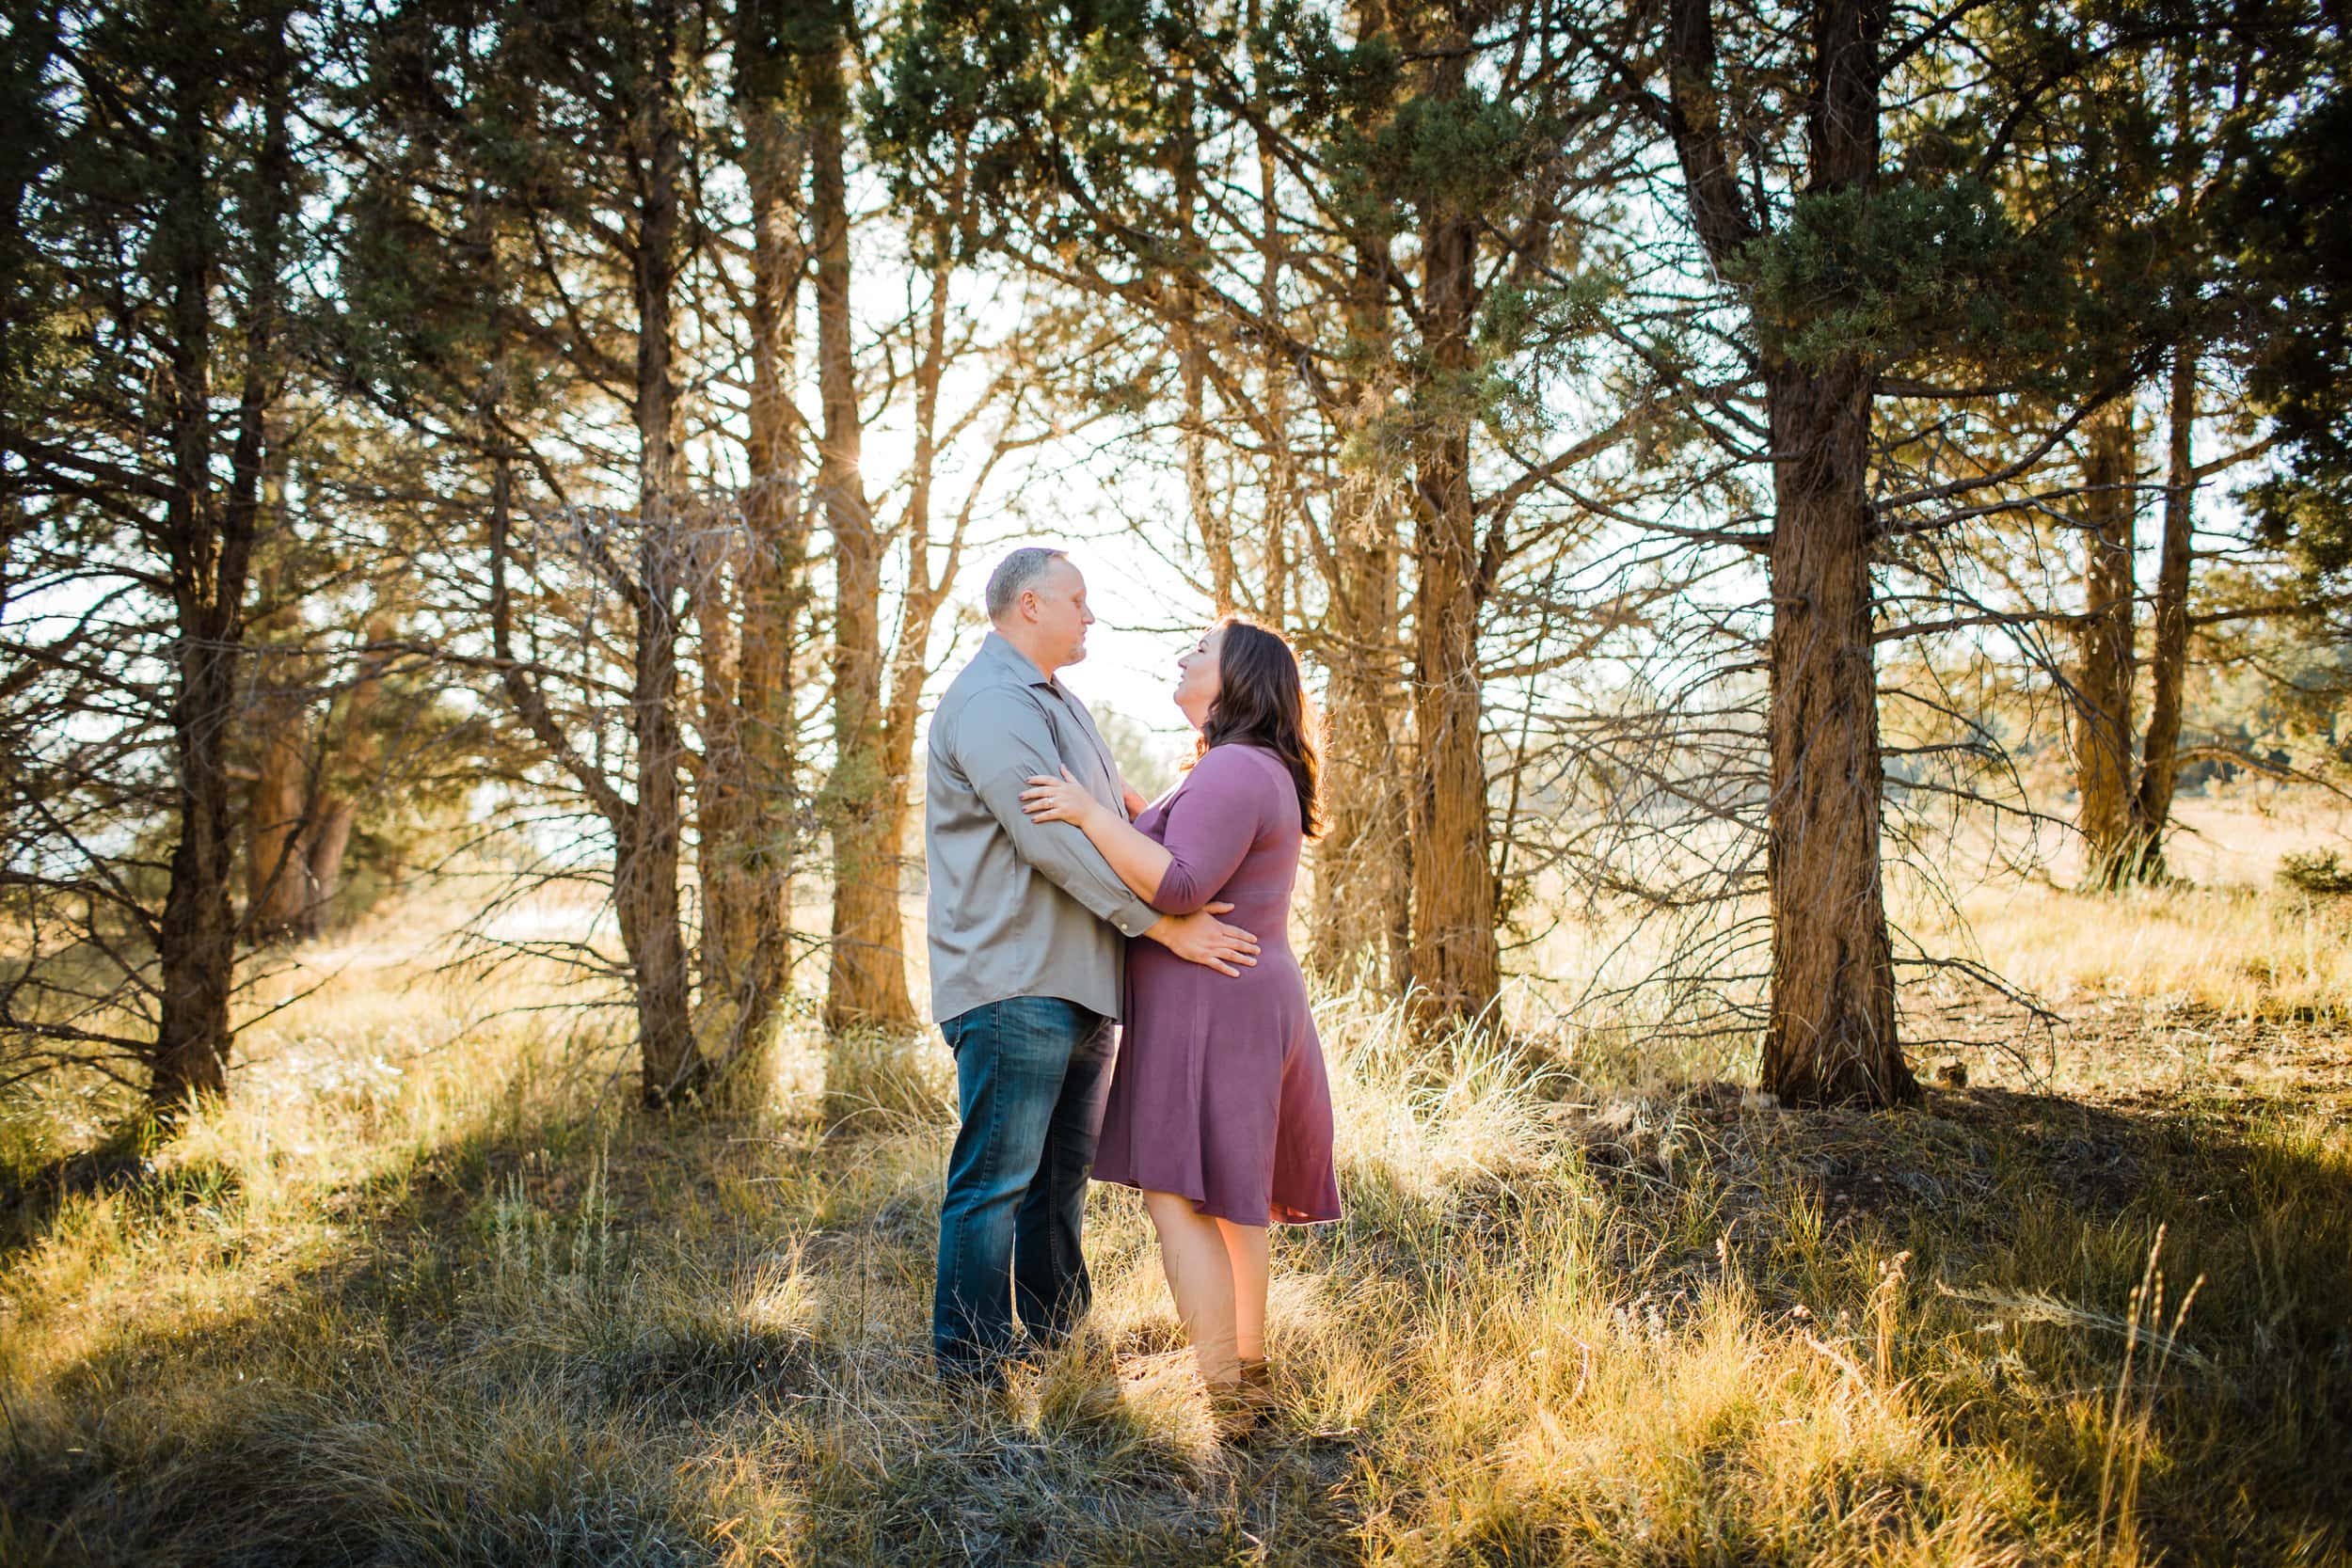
[1144,901,1260,976]
[1120,781,1149,819]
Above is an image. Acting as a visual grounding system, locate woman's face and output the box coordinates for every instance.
[1173,626,1225,729]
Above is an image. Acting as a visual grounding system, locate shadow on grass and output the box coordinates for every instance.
[1555,1079,2352,1563]
[3,1058,2348,1566]
[0,1082,1359,1567]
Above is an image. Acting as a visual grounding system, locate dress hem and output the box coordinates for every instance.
[1090,1169,1343,1228]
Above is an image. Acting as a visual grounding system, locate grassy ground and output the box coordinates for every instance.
[2,863,2348,1564]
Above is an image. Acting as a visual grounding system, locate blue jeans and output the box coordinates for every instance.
[932,995,1117,1380]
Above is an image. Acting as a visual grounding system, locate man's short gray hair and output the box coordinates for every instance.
[985,546,1070,621]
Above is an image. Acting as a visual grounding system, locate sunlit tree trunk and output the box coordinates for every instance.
[1307,0,1411,990]
[1173,70,1235,616]
[814,33,918,1035]
[245,698,312,939]
[1756,0,1912,1106]
[702,32,812,1072]
[871,224,968,992]
[299,797,359,933]
[290,625,391,940]
[1253,58,1291,626]
[2129,349,2199,885]
[243,442,326,942]
[2073,400,2139,889]
[1754,355,1910,1104]
[1401,32,1500,1026]
[695,555,754,1015]
[1311,410,1411,988]
[1665,0,1914,1105]
[616,0,705,1104]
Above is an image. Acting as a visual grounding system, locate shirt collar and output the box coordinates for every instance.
[980,628,1058,691]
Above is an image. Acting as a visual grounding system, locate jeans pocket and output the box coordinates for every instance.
[941,1003,990,1059]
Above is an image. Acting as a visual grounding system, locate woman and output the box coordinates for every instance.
[1020,616,1341,1429]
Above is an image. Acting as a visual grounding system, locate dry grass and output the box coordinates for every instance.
[3,821,2349,1565]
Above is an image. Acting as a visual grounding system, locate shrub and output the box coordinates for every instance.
[2279,848,2352,896]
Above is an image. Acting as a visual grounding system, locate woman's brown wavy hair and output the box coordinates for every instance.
[1190,616,1323,837]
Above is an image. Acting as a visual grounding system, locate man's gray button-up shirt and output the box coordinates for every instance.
[923,630,1160,1026]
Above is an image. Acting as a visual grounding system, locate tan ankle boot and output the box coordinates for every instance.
[1209,1356,1275,1439]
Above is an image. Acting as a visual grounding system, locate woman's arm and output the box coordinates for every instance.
[1021,768,1172,902]
[1144,750,1263,914]
[1025,748,1266,914]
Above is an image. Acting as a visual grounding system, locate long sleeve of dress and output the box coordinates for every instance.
[1149,748,1270,915]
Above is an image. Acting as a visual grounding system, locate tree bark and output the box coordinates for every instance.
[2073,399,2138,888]
[245,698,312,939]
[1255,71,1292,626]
[1306,0,1410,988]
[1663,0,1913,1105]
[1311,216,1411,988]
[1311,489,1411,988]
[153,14,291,1113]
[869,224,966,1010]
[293,624,394,938]
[1756,0,1912,1106]
[1401,62,1501,1026]
[707,27,812,1072]
[298,796,359,935]
[618,0,704,1104]
[2129,343,2197,881]
[2124,67,2207,885]
[694,554,755,1014]
[1174,71,1235,616]
[813,36,918,1035]
[1754,358,1911,1104]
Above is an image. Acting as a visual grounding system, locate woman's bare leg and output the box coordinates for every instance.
[1142,1190,1240,1385]
[1215,1218,1270,1362]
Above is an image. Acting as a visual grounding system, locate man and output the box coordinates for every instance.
[925,546,1260,1383]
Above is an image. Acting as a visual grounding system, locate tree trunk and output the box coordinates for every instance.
[2123,68,2206,886]
[290,626,392,939]
[1255,82,1291,626]
[2129,343,2197,881]
[813,39,918,1035]
[241,444,313,943]
[1174,71,1235,616]
[1311,523,1410,989]
[245,701,312,939]
[695,556,756,1021]
[1754,360,1912,1105]
[153,16,290,1114]
[297,795,358,937]
[868,230,962,1016]
[708,36,811,1072]
[1751,0,1913,1107]
[1403,175,1501,1028]
[1310,225,1410,988]
[620,2,704,1105]
[2073,399,2138,888]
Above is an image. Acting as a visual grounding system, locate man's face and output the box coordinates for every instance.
[1025,559,1094,669]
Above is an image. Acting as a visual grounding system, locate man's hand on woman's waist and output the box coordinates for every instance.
[1143,900,1260,976]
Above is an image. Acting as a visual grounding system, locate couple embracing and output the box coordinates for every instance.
[923,545,1340,1427]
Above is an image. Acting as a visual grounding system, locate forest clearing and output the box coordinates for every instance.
[6,0,2351,1560]
[5,795,2348,1565]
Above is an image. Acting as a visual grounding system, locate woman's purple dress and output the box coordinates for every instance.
[1092,743,1342,1227]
